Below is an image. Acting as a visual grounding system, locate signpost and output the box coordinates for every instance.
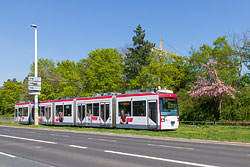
[28,76,41,126]
[28,77,41,91]
[30,24,39,126]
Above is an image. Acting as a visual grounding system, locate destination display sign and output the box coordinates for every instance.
[28,86,41,91]
[28,81,41,86]
[28,77,41,82]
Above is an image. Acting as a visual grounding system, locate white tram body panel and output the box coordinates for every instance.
[15,103,30,124]
[116,93,159,129]
[54,99,74,126]
[76,96,113,127]
[38,101,53,125]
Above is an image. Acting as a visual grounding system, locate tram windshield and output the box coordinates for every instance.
[160,97,178,116]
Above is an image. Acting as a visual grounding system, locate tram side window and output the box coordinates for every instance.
[39,106,45,117]
[119,102,131,116]
[15,109,17,117]
[56,105,63,116]
[78,105,82,119]
[87,104,92,116]
[64,105,72,116]
[23,107,28,116]
[105,104,109,120]
[133,101,146,116]
[93,103,99,116]
[18,108,22,116]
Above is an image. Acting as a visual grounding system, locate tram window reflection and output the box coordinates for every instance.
[64,105,72,116]
[23,107,28,116]
[56,105,63,116]
[93,103,99,116]
[119,101,131,116]
[87,104,92,116]
[18,108,22,116]
[133,101,146,116]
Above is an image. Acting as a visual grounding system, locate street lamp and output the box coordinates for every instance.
[31,24,39,126]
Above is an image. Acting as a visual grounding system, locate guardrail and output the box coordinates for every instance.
[180,121,250,126]
[0,117,15,125]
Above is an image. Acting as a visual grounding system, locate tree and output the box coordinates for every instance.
[124,25,155,86]
[83,48,124,96]
[188,37,239,87]
[30,58,56,79]
[188,59,239,120]
[57,60,81,97]
[222,87,250,121]
[243,41,250,71]
[129,51,186,91]
[0,79,24,116]
[229,30,250,77]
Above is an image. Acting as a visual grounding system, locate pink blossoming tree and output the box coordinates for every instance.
[188,59,239,119]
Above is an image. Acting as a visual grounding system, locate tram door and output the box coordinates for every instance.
[44,106,51,123]
[100,103,110,125]
[31,107,34,121]
[147,100,158,129]
[78,104,86,125]
[86,104,93,124]
[30,107,34,124]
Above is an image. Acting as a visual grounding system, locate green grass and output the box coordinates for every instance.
[1,121,250,143]
[0,118,15,125]
[0,113,14,118]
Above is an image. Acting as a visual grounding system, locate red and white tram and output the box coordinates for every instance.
[15,102,30,124]
[15,88,179,130]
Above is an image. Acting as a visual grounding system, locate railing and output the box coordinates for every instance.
[180,121,250,126]
[0,117,15,125]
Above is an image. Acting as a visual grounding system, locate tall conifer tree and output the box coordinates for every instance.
[124,25,155,84]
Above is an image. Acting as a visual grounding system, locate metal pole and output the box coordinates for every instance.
[34,27,38,77]
[33,26,38,126]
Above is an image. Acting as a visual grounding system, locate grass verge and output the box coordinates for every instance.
[1,122,250,143]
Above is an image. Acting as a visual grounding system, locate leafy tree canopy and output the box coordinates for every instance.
[0,79,24,116]
[83,48,124,96]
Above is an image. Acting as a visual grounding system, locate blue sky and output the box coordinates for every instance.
[0,0,249,86]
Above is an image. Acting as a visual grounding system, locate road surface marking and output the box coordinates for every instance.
[26,131,36,134]
[148,143,194,150]
[104,150,219,167]
[50,134,69,137]
[88,137,117,142]
[69,145,87,149]
[0,151,16,158]
[35,146,42,149]
[0,134,57,144]
[64,135,70,137]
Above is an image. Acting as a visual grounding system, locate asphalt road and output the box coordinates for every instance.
[0,126,249,167]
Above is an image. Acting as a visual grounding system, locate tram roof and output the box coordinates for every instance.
[76,96,113,101]
[116,93,177,98]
